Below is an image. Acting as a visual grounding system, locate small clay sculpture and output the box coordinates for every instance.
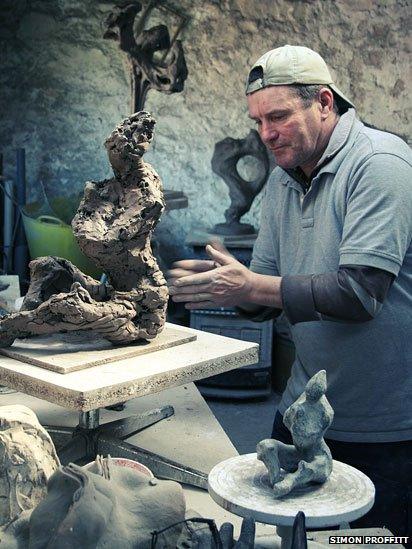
[257,370,334,497]
[0,112,168,347]
[0,405,60,527]
[0,456,185,548]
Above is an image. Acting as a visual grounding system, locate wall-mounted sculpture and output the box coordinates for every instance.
[257,370,334,497]
[0,112,168,348]
[212,129,273,236]
[0,405,60,527]
[104,1,188,112]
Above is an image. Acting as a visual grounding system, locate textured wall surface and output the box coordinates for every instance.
[1,0,410,262]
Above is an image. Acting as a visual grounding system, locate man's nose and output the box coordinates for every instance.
[260,123,279,144]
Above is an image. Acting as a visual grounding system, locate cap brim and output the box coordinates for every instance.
[329,83,355,110]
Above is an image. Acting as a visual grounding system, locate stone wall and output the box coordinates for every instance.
[1,0,410,262]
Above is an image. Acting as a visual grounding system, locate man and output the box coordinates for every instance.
[168,45,412,535]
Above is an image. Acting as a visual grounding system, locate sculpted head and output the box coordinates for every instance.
[283,370,333,449]
[104,111,156,172]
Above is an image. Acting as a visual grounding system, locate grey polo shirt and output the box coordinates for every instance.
[250,109,412,442]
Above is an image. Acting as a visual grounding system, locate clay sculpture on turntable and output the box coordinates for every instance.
[257,370,334,497]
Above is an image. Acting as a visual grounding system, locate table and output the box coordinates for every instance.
[0,323,258,488]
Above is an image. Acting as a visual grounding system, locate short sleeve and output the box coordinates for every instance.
[339,153,412,275]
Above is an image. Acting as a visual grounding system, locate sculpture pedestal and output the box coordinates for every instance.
[208,453,375,549]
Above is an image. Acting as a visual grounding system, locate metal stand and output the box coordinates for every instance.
[276,525,293,549]
[45,405,208,489]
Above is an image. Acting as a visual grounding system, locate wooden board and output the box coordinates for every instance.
[0,325,258,411]
[0,325,196,374]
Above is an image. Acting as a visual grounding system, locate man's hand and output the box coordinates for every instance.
[167,243,255,309]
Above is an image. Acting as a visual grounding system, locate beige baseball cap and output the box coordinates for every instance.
[246,44,355,110]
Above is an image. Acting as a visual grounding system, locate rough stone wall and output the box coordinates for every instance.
[1,0,410,261]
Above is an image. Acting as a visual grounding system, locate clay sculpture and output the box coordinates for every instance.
[257,370,334,497]
[0,112,168,348]
[0,456,185,548]
[0,405,60,527]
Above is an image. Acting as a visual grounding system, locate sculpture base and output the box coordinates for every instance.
[0,325,196,374]
[208,453,375,528]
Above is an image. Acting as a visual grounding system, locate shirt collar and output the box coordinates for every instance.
[314,108,358,174]
[283,108,360,185]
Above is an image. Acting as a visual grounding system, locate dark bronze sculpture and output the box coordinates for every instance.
[212,130,273,236]
[103,2,188,112]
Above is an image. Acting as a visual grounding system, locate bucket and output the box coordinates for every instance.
[22,212,101,279]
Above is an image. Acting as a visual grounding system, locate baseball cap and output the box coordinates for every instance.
[246,45,355,110]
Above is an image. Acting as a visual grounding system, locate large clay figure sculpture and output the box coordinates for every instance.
[0,405,60,527]
[257,370,334,497]
[0,112,168,348]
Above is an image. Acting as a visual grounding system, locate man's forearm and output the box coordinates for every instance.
[236,272,283,322]
[241,272,283,309]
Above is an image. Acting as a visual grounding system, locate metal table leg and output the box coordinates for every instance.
[45,404,208,489]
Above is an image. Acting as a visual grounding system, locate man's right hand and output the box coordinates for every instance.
[167,240,231,281]
[167,243,256,309]
[167,257,217,282]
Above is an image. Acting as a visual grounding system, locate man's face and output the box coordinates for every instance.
[247,85,324,173]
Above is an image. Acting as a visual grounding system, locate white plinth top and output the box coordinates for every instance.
[0,323,258,412]
[208,453,375,528]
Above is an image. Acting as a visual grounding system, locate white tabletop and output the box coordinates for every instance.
[0,324,258,412]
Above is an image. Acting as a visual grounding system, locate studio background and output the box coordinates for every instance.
[1,0,410,261]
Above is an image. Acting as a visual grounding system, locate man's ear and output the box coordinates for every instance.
[318,87,334,116]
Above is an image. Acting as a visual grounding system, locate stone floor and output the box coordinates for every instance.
[204,388,281,454]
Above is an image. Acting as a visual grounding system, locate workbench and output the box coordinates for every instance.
[0,323,258,488]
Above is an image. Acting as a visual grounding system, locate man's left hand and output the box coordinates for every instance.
[168,244,255,309]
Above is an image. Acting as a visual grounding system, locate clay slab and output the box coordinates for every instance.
[0,325,196,374]
[0,323,258,411]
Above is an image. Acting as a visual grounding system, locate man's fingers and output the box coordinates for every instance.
[184,301,216,310]
[173,271,215,286]
[171,292,213,303]
[170,259,216,272]
[206,244,234,266]
[167,268,197,280]
[169,283,211,295]
[208,238,232,256]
